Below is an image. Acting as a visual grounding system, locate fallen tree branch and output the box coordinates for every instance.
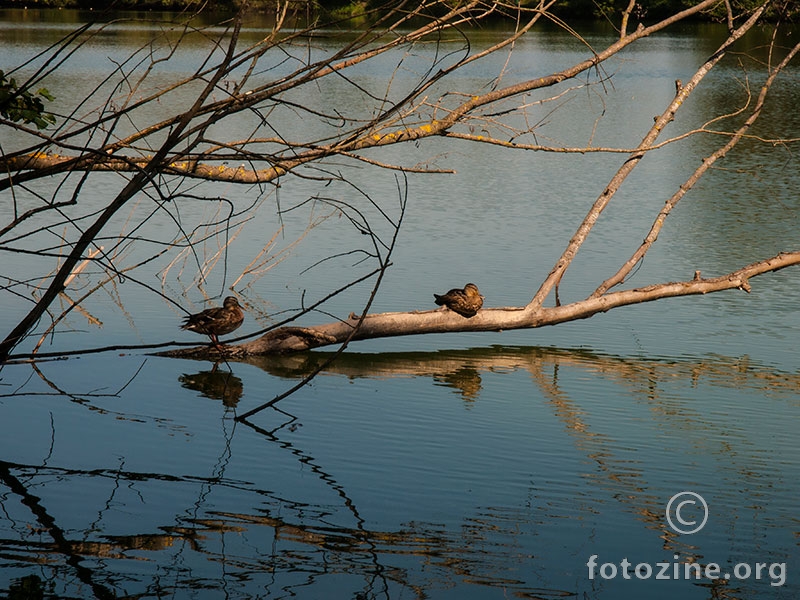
[158,251,800,359]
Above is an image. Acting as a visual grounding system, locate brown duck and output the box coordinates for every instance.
[433,283,484,318]
[181,296,244,346]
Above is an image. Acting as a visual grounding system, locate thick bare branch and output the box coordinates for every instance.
[2,0,797,370]
[158,251,800,359]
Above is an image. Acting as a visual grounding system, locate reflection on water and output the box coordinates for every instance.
[179,365,243,407]
[434,366,483,403]
[1,346,798,599]
[1,9,799,600]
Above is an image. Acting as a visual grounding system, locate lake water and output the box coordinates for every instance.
[1,9,799,600]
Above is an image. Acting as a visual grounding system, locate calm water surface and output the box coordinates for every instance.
[1,10,799,600]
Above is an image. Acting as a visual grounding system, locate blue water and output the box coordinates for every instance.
[1,11,799,600]
[2,349,798,598]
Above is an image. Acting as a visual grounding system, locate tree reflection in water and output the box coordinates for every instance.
[1,346,798,599]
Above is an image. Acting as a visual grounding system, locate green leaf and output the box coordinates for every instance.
[37,87,55,102]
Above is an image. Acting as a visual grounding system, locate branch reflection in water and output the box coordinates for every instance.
[1,346,797,599]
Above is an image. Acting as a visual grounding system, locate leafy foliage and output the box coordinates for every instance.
[0,70,56,129]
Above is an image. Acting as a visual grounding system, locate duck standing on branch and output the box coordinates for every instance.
[181,296,244,348]
[433,283,484,318]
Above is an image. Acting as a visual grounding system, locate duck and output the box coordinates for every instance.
[433,283,484,318]
[181,296,244,347]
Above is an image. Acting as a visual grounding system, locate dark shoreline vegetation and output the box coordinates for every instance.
[0,0,794,23]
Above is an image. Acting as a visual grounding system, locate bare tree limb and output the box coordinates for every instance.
[527,1,771,311]
[158,251,800,358]
[0,14,248,361]
[2,0,797,369]
[591,37,800,297]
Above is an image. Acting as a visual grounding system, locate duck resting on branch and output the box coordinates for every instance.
[181,296,244,348]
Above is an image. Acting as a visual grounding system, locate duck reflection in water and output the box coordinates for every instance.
[434,366,483,403]
[179,367,244,407]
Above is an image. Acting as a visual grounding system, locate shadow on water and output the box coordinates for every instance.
[1,346,798,599]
